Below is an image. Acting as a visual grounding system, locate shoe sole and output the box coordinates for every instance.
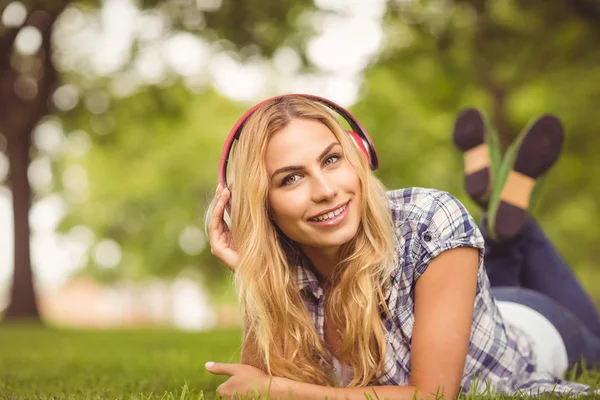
[493,115,564,240]
[453,108,492,202]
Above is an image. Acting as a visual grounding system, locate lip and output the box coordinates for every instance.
[308,201,350,220]
[307,201,350,227]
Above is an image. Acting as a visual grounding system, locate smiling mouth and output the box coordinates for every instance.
[308,202,349,222]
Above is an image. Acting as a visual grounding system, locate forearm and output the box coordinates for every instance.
[273,378,437,400]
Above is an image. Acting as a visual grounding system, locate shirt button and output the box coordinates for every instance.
[423,232,432,242]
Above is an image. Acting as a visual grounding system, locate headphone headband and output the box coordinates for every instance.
[218,94,378,188]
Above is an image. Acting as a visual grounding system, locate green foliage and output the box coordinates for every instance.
[56,87,244,288]
[202,0,315,59]
[9,0,317,57]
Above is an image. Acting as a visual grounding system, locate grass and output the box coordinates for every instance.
[0,323,241,399]
[1,323,600,399]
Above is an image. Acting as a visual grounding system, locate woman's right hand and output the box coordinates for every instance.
[208,185,238,272]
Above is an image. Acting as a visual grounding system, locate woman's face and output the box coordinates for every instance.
[265,118,362,252]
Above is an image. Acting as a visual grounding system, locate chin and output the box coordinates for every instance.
[313,225,359,248]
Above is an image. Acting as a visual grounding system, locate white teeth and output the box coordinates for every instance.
[311,204,347,222]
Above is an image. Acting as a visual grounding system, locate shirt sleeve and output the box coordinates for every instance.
[412,191,485,281]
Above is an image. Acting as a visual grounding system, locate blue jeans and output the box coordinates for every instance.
[484,219,600,372]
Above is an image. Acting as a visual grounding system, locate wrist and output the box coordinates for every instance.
[270,376,294,399]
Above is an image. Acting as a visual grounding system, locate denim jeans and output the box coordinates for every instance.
[484,218,600,371]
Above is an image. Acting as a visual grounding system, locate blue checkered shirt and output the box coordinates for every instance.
[294,187,599,396]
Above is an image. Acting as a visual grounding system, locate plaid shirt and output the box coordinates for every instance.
[294,187,599,396]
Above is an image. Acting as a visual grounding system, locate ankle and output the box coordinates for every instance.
[500,171,535,210]
[481,213,526,246]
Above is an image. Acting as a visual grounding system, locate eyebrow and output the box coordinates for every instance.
[271,142,340,179]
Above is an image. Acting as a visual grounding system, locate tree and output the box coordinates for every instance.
[0,0,314,320]
[0,2,65,319]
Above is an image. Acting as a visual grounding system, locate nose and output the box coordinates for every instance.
[311,173,337,203]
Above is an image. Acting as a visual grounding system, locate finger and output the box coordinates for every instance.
[216,385,230,400]
[216,385,225,400]
[205,361,242,377]
[220,188,231,208]
[214,188,230,221]
[215,190,232,233]
[216,384,237,400]
[208,214,222,245]
[209,210,229,246]
[208,188,226,232]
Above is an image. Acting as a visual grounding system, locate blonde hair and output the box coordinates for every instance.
[215,96,395,387]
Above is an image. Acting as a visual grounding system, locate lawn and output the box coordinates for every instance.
[0,323,241,399]
[1,324,600,399]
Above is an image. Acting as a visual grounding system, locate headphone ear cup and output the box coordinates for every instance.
[347,131,372,164]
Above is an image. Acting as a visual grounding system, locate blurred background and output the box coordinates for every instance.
[1,0,599,331]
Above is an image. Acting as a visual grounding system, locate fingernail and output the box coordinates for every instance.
[205,361,214,368]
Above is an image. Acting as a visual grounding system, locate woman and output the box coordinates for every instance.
[205,95,600,399]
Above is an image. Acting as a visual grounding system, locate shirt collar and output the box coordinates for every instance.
[381,276,392,302]
[293,259,323,300]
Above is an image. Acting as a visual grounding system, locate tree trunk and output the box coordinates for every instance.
[1,9,61,321]
[4,133,39,320]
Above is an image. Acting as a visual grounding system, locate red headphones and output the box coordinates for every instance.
[218,94,379,188]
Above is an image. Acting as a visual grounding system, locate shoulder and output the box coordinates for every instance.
[387,187,484,278]
[386,187,471,229]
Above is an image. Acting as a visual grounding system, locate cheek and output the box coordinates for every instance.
[268,192,306,225]
[338,167,363,213]
[339,166,361,192]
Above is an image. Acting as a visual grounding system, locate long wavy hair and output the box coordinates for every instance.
[213,96,396,387]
